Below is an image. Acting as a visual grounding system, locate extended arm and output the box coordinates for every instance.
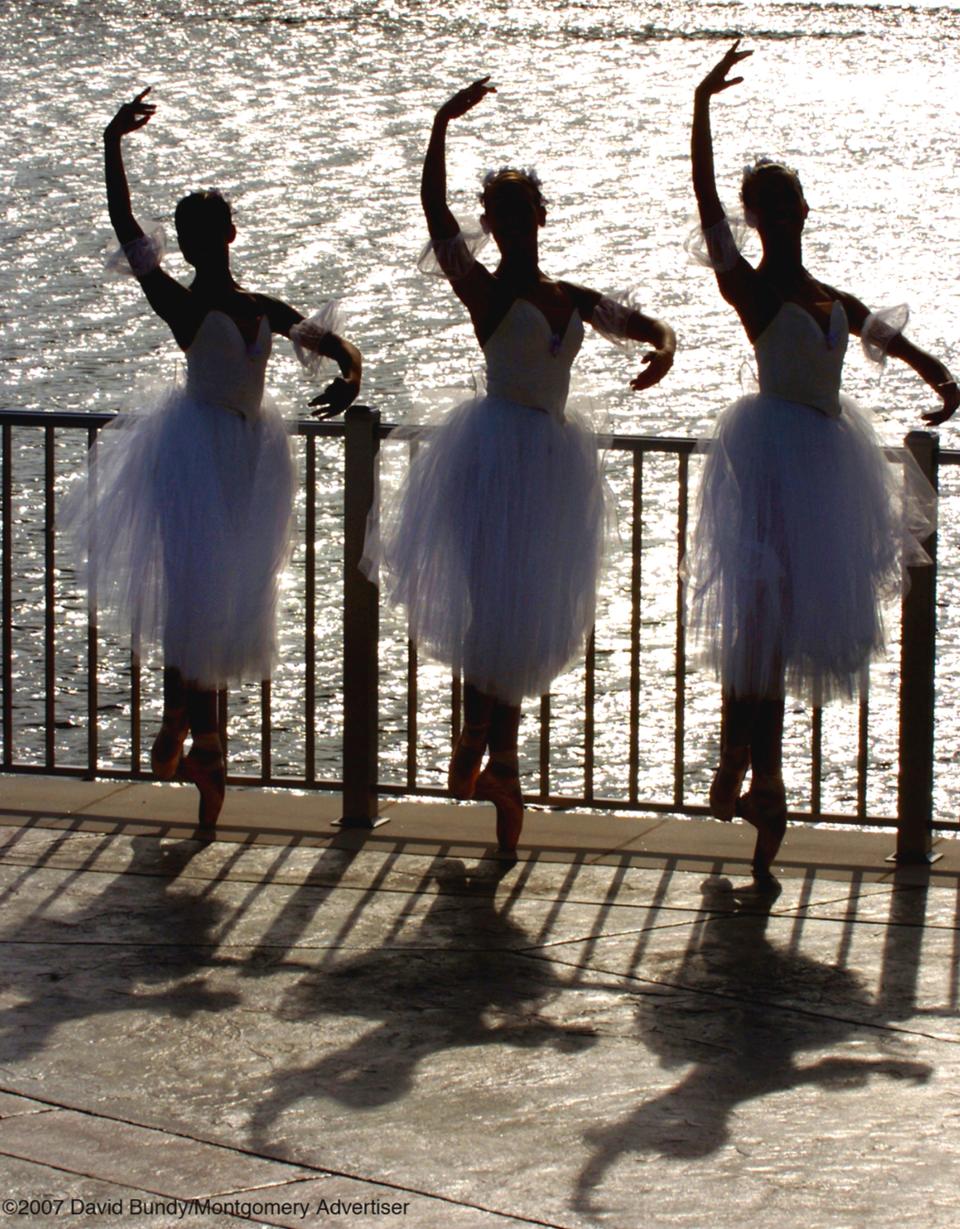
[568,283,676,391]
[839,290,959,425]
[265,298,363,418]
[306,333,363,417]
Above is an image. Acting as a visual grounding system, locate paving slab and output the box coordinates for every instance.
[0,777,959,1228]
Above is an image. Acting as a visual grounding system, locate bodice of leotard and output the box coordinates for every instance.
[483,298,584,419]
[754,300,847,418]
[184,311,272,420]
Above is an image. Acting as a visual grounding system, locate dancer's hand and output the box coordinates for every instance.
[437,77,496,124]
[104,88,156,141]
[309,376,359,419]
[631,347,674,391]
[696,40,752,99]
[922,377,960,426]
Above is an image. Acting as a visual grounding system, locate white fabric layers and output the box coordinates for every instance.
[861,303,909,367]
[377,391,606,704]
[687,299,935,704]
[684,214,750,273]
[105,226,166,278]
[590,289,644,353]
[417,227,489,280]
[289,300,344,377]
[62,312,295,687]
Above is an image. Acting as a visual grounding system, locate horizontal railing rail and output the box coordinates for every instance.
[1,407,956,861]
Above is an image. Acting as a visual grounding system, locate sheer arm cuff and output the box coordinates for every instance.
[591,289,644,353]
[861,303,909,366]
[290,300,344,378]
[417,226,489,281]
[684,214,748,274]
[105,225,166,278]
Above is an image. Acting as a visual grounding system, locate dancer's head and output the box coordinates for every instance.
[741,158,807,241]
[480,167,546,256]
[174,190,235,268]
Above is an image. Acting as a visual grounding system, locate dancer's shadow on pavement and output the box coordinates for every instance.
[0,836,239,1067]
[248,855,598,1149]
[573,876,933,1217]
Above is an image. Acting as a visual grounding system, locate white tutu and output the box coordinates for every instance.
[378,390,606,705]
[63,312,295,688]
[688,390,934,703]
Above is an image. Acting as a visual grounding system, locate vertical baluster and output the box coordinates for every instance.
[260,679,271,783]
[857,689,869,821]
[44,426,55,767]
[407,638,418,791]
[340,406,381,824]
[450,671,461,762]
[673,451,689,808]
[584,628,595,803]
[407,436,419,791]
[896,430,939,862]
[811,706,822,818]
[130,636,141,776]
[539,692,551,801]
[85,423,99,779]
[304,432,316,784]
[2,423,12,767]
[218,689,228,774]
[629,450,643,803]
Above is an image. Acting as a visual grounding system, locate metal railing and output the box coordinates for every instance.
[0,407,954,861]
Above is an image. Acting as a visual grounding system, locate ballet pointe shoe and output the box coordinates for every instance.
[151,708,189,781]
[447,726,487,800]
[708,745,750,822]
[180,740,226,831]
[739,772,787,881]
[474,765,524,856]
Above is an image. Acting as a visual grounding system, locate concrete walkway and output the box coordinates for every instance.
[0,775,958,1228]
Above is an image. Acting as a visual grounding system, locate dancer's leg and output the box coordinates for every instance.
[181,683,225,828]
[151,665,189,780]
[708,691,752,821]
[742,693,787,881]
[475,700,523,854]
[449,682,495,799]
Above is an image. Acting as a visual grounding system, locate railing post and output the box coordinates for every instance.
[894,430,939,863]
[339,405,383,827]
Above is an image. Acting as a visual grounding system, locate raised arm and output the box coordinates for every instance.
[421,77,495,240]
[103,89,195,344]
[692,43,750,229]
[691,43,778,338]
[103,88,155,244]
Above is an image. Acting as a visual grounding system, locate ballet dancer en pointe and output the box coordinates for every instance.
[73,88,362,828]
[377,76,676,854]
[688,43,957,879]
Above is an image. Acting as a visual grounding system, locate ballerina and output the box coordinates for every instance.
[376,76,676,855]
[68,88,362,828]
[688,43,957,879]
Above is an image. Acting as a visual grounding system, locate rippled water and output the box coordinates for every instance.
[3,1,960,821]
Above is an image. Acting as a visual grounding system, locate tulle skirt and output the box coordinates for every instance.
[687,392,935,704]
[63,383,295,688]
[373,392,607,705]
